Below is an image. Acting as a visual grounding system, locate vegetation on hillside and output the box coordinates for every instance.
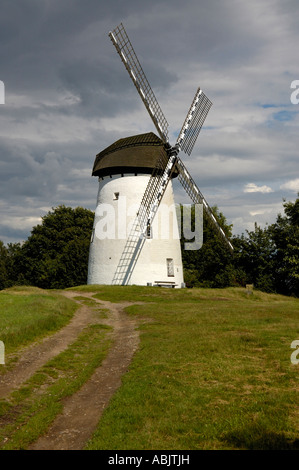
[182,196,299,296]
[0,287,111,450]
[1,286,298,450]
[0,287,77,357]
[0,206,94,290]
[85,286,299,450]
[0,196,298,296]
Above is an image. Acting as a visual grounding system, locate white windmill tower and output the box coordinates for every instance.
[87,23,233,288]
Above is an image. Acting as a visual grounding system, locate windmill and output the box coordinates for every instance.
[87,23,233,288]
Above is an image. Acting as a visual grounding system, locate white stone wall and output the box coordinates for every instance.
[87,174,184,287]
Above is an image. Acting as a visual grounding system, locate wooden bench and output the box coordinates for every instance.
[154,281,177,288]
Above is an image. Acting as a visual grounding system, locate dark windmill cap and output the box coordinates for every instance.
[92,132,178,178]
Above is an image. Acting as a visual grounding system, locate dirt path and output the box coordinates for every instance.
[0,292,97,399]
[0,291,141,450]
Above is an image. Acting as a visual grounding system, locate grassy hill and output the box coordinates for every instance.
[0,285,298,450]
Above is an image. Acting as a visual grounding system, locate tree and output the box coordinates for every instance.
[233,196,299,297]
[12,206,94,289]
[270,197,299,296]
[232,223,277,292]
[181,205,235,287]
[0,241,8,289]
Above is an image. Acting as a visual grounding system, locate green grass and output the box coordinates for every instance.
[0,286,77,361]
[70,283,294,304]
[0,285,298,450]
[0,286,112,450]
[84,286,299,450]
[0,323,112,450]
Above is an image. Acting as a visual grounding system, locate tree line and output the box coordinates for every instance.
[0,206,94,290]
[0,198,298,296]
[182,196,299,296]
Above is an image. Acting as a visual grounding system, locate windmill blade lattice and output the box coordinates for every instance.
[175,157,234,252]
[176,87,212,155]
[109,23,169,143]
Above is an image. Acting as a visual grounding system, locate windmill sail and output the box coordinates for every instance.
[176,157,234,252]
[176,87,212,155]
[109,23,169,143]
[108,23,233,285]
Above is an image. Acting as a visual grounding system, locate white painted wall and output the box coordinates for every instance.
[87,174,184,287]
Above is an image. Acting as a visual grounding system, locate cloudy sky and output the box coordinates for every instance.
[1,0,299,244]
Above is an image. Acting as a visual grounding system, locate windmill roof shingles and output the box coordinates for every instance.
[92,132,173,178]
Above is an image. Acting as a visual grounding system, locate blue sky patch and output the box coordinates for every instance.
[260,103,280,108]
[272,110,297,121]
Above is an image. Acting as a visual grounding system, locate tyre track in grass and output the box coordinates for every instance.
[29,291,140,450]
[0,292,96,399]
[0,291,141,450]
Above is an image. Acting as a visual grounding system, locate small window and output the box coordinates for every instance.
[146,221,152,239]
[90,229,95,243]
[113,192,119,200]
[167,258,174,277]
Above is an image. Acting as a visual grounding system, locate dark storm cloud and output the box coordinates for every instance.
[0,0,299,243]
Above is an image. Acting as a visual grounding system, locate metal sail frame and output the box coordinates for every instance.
[108,23,233,285]
[109,23,169,144]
